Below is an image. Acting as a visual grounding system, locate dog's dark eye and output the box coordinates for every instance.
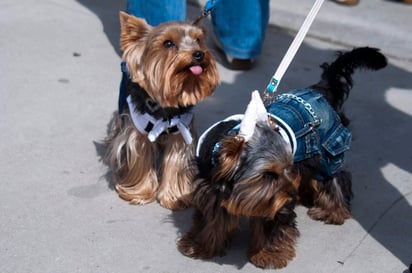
[163,40,175,48]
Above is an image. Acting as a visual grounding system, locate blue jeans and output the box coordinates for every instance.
[126,1,186,26]
[126,0,269,59]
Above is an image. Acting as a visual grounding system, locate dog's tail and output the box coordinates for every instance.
[312,47,387,112]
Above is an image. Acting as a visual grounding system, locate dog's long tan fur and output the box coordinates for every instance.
[105,12,219,209]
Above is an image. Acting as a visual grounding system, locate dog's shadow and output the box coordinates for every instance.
[79,0,412,270]
[93,142,115,190]
[93,112,118,190]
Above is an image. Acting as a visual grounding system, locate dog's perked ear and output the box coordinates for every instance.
[119,11,153,51]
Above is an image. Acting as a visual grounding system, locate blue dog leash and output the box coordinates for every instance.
[203,0,218,15]
[192,0,219,24]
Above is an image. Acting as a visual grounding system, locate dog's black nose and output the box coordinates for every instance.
[192,51,204,62]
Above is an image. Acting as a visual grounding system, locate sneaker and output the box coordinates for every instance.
[332,0,360,5]
[224,54,254,70]
[213,36,255,70]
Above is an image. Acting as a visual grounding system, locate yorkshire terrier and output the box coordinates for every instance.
[104,12,219,209]
[178,47,387,268]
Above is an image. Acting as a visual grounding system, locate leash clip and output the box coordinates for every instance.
[192,0,217,25]
[263,77,279,106]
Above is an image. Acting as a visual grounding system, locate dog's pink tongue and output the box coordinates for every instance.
[189,65,203,75]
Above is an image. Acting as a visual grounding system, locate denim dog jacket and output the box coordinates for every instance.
[266,88,352,180]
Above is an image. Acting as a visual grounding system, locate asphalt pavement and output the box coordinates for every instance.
[1,0,411,272]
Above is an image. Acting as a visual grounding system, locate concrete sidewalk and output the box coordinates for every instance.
[0,0,411,272]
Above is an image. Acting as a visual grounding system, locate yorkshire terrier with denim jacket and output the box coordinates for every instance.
[178,47,387,269]
[104,12,219,209]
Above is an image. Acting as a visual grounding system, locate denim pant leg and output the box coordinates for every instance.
[211,0,269,59]
[126,0,186,26]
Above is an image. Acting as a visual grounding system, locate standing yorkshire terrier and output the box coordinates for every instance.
[178,47,387,268]
[105,12,219,209]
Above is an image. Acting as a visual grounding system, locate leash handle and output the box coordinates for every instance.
[192,0,219,25]
[264,0,325,104]
[204,0,217,15]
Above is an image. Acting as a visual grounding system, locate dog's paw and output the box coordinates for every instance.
[307,207,351,225]
[115,184,156,205]
[249,249,291,269]
[177,236,200,257]
[159,198,189,210]
[177,236,221,259]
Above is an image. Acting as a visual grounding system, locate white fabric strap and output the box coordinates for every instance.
[126,95,193,144]
[266,0,325,94]
[196,114,243,157]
